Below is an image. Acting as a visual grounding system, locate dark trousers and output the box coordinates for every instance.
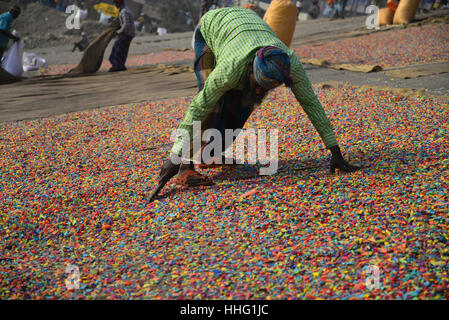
[109,34,133,69]
[193,27,254,157]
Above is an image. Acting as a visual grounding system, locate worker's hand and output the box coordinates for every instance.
[158,158,180,182]
[13,36,20,42]
[329,145,362,174]
[148,158,180,202]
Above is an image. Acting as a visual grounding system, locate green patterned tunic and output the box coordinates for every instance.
[171,7,338,156]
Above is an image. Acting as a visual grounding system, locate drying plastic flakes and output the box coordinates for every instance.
[0,84,448,299]
[294,24,449,69]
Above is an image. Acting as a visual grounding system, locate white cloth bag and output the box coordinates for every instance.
[1,30,24,77]
[157,27,167,36]
[22,52,48,72]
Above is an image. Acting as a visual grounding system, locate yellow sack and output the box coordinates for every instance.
[378,7,394,26]
[93,3,119,18]
[393,0,420,24]
[263,0,298,48]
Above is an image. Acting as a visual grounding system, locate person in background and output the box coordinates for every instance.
[296,0,304,18]
[186,11,193,27]
[432,0,448,9]
[309,0,321,19]
[56,0,68,12]
[134,13,145,32]
[335,0,347,18]
[0,6,21,61]
[324,0,337,18]
[109,0,135,72]
[246,0,256,9]
[201,0,219,17]
[72,31,89,52]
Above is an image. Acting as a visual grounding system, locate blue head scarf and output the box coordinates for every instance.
[253,46,293,90]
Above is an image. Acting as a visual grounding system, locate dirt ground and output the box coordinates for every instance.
[0,67,198,122]
[1,9,448,123]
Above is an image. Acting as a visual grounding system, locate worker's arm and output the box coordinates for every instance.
[116,12,125,34]
[289,52,338,149]
[171,63,239,157]
[288,52,362,173]
[116,10,133,35]
[0,29,19,41]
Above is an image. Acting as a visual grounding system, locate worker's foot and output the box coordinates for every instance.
[108,66,127,72]
[173,168,214,187]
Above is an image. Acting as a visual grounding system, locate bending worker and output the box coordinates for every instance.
[157,7,361,188]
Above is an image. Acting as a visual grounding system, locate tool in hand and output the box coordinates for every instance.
[148,161,180,202]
